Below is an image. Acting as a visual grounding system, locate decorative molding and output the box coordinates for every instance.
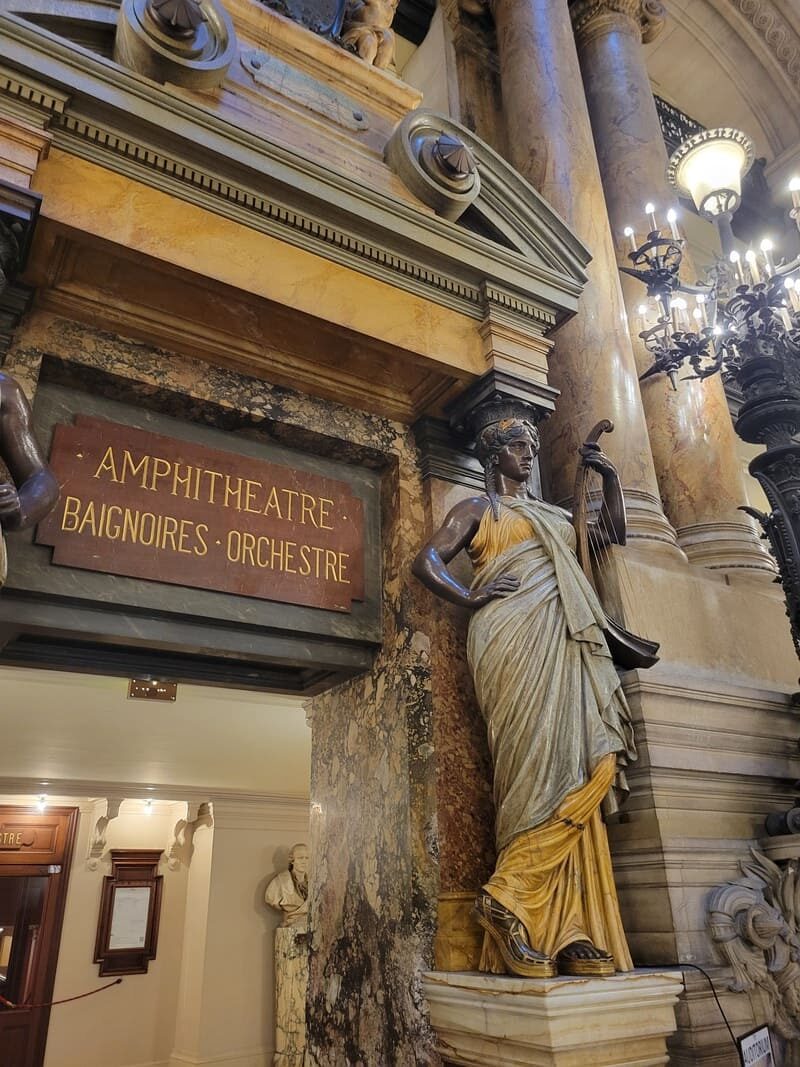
[570,0,666,45]
[209,796,310,831]
[412,415,484,490]
[0,63,69,121]
[0,776,309,810]
[0,21,588,331]
[0,280,34,362]
[708,842,800,1040]
[733,0,800,88]
[446,367,560,441]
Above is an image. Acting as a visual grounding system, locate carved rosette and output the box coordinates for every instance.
[570,0,667,45]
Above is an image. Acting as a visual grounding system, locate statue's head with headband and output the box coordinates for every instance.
[475,417,539,520]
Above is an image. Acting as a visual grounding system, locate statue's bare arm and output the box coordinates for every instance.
[0,373,60,531]
[412,496,521,610]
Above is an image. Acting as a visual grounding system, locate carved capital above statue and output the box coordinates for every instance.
[570,0,667,46]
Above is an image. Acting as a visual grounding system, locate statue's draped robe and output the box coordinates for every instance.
[467,497,635,970]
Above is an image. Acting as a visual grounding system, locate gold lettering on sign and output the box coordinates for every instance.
[92,445,338,528]
[0,831,24,847]
[37,416,366,613]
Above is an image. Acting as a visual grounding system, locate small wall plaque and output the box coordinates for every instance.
[128,679,177,701]
[737,1025,774,1066]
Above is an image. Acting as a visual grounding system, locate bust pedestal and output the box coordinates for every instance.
[274,925,308,1067]
[422,969,682,1066]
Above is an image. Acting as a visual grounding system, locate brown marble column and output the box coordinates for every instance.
[490,0,677,552]
[571,0,774,574]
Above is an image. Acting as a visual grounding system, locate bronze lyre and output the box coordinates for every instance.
[572,419,659,670]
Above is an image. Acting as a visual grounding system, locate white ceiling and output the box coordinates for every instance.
[0,665,311,798]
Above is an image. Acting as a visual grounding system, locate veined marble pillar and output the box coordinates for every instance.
[571,0,774,574]
[490,0,677,552]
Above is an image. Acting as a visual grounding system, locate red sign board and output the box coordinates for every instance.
[36,416,365,612]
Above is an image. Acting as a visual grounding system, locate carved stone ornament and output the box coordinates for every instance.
[86,797,123,871]
[569,0,667,45]
[340,0,399,69]
[385,111,481,222]
[708,848,800,1040]
[114,0,237,89]
[149,0,207,37]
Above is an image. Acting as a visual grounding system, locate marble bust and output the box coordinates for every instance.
[265,842,309,928]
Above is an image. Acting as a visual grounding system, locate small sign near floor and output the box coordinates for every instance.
[738,1026,775,1066]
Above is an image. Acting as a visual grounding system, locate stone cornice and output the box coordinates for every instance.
[0,11,588,334]
[570,0,666,45]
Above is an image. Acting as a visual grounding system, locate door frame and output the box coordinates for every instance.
[0,805,79,1067]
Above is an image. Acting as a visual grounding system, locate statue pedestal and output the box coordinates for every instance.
[274,925,308,1067]
[422,969,682,1066]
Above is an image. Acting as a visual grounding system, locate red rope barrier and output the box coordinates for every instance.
[0,978,122,1010]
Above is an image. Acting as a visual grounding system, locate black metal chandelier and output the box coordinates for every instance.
[621,127,800,657]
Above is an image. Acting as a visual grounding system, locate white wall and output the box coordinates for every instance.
[41,801,189,1067]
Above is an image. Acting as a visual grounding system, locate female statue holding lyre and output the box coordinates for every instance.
[413,416,636,978]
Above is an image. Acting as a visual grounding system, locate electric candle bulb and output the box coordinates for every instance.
[666,207,680,240]
[760,238,775,277]
[637,304,648,316]
[730,250,744,284]
[645,202,657,233]
[745,249,761,284]
[790,176,800,209]
[672,296,689,329]
[624,226,636,251]
[37,795,47,813]
[786,275,800,312]
[713,325,723,336]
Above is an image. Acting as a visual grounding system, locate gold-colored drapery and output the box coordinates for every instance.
[480,753,632,971]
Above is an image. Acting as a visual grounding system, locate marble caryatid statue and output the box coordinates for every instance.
[0,370,60,585]
[265,843,310,1067]
[413,417,636,979]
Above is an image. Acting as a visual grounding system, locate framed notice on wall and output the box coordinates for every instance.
[94,850,163,976]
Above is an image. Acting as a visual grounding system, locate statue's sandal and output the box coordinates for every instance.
[473,891,557,979]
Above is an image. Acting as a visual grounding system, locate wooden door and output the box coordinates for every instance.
[0,807,78,1067]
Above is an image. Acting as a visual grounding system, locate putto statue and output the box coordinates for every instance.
[0,370,60,584]
[413,417,636,978]
[340,0,398,69]
[265,843,310,1067]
